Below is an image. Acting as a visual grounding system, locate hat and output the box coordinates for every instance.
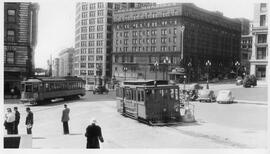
[91,118,97,124]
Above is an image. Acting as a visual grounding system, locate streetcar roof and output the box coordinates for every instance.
[122,80,168,86]
[22,76,84,83]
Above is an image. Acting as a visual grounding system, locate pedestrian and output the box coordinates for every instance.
[25,107,33,134]
[61,104,70,134]
[85,118,104,149]
[14,107,20,134]
[4,108,15,134]
[10,88,15,98]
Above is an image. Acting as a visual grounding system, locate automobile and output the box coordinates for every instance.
[216,90,235,104]
[187,83,203,101]
[197,89,216,102]
[93,85,109,94]
[236,76,243,86]
[243,75,257,88]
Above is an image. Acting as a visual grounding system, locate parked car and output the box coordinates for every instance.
[243,75,257,88]
[216,90,234,104]
[236,76,243,86]
[197,89,216,102]
[93,86,109,94]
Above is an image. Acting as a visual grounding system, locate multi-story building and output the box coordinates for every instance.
[112,3,241,82]
[250,3,268,80]
[58,48,74,76]
[74,2,154,88]
[52,58,60,77]
[4,2,39,97]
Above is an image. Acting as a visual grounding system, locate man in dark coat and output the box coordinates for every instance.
[25,107,33,134]
[85,118,104,149]
[61,104,70,134]
[14,107,20,134]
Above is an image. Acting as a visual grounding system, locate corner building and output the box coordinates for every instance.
[4,2,39,97]
[250,3,268,80]
[112,3,241,82]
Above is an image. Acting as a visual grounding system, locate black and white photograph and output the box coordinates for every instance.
[1,0,269,153]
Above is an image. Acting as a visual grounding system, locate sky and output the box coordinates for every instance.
[34,0,264,69]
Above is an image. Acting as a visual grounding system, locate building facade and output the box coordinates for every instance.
[74,2,154,87]
[4,2,39,97]
[58,48,74,76]
[112,3,241,82]
[250,3,268,80]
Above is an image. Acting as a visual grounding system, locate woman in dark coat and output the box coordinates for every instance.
[85,118,104,149]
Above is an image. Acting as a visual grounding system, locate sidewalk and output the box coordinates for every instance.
[235,99,267,105]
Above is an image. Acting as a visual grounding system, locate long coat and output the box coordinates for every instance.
[85,124,104,148]
[25,111,33,125]
[61,108,70,122]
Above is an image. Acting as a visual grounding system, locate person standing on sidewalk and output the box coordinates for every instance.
[25,107,33,134]
[61,104,70,134]
[14,107,20,134]
[4,108,15,134]
[85,118,104,149]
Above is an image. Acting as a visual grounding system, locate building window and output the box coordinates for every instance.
[7,10,16,22]
[161,37,167,44]
[260,3,267,12]
[88,48,95,54]
[82,4,88,10]
[81,19,87,25]
[97,18,104,24]
[97,10,104,16]
[80,70,86,75]
[96,48,103,54]
[89,26,95,32]
[89,33,95,39]
[124,39,128,45]
[88,41,95,46]
[260,15,266,26]
[81,27,87,33]
[151,30,156,36]
[89,19,95,24]
[81,41,87,47]
[88,70,94,75]
[173,46,176,51]
[81,34,87,40]
[80,63,86,68]
[88,63,95,68]
[81,48,87,54]
[82,12,88,18]
[7,30,15,42]
[97,40,103,46]
[89,11,95,17]
[89,3,96,9]
[161,29,167,35]
[151,38,156,44]
[151,46,156,52]
[96,55,103,61]
[81,56,86,61]
[124,32,129,37]
[257,34,267,43]
[88,55,94,61]
[6,50,15,64]
[256,47,267,59]
[98,2,104,8]
[97,25,103,31]
[97,33,103,39]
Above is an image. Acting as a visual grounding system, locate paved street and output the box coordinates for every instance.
[3,83,267,149]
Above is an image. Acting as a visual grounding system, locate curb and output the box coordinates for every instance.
[235,100,267,105]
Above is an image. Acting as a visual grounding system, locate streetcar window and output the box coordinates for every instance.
[45,83,49,91]
[25,84,32,92]
[137,91,141,101]
[175,89,179,100]
[33,84,38,92]
[141,91,144,101]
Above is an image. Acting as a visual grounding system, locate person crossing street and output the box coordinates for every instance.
[61,104,70,134]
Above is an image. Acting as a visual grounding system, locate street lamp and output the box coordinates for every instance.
[180,25,185,60]
[154,61,159,80]
[163,57,171,81]
[183,75,187,91]
[123,67,128,81]
[187,62,192,84]
[235,61,240,78]
[205,60,211,89]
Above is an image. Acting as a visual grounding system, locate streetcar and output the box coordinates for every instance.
[20,76,85,105]
[116,80,183,125]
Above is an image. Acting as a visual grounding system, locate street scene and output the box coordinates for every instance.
[2,0,269,151]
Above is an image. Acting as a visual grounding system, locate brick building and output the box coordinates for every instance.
[112,3,241,82]
[4,2,39,97]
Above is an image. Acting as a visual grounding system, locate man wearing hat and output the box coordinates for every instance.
[14,107,20,134]
[61,104,70,134]
[85,118,104,148]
